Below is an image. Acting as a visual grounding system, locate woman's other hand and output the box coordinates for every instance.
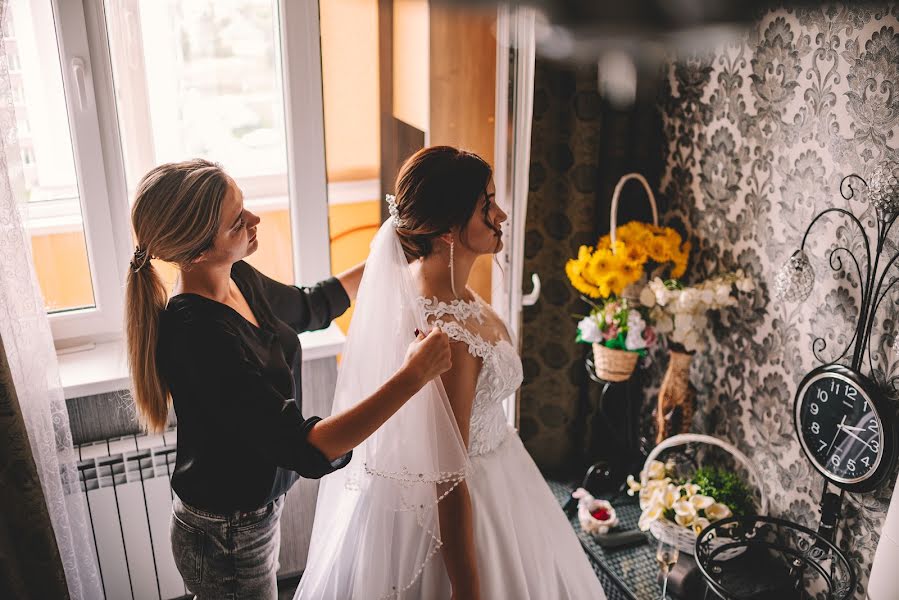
[402,327,452,388]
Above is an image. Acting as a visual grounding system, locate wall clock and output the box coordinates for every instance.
[794,364,896,493]
[775,168,899,544]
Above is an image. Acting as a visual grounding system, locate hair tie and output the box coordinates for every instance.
[130,246,152,273]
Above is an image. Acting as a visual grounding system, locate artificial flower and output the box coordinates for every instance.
[705,503,733,521]
[690,494,715,511]
[692,517,711,535]
[646,460,667,480]
[644,272,754,353]
[575,316,603,344]
[625,312,648,350]
[565,221,688,300]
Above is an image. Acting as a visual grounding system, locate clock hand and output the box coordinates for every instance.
[837,423,873,450]
[841,424,866,432]
[825,415,846,457]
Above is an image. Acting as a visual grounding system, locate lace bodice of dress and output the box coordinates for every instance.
[418,294,523,457]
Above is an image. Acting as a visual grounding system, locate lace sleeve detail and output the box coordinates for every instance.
[433,319,492,359]
[417,296,493,359]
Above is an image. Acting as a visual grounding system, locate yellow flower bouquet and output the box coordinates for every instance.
[565,221,690,300]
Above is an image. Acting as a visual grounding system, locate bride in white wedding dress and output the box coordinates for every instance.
[296,146,606,600]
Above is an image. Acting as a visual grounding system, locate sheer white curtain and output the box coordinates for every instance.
[0,3,102,598]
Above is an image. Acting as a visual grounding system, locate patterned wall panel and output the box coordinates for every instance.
[659,5,899,595]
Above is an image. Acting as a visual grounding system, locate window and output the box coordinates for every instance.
[15,0,333,344]
[104,0,295,290]
[10,0,99,316]
[17,0,502,345]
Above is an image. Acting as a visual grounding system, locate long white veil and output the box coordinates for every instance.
[296,220,470,599]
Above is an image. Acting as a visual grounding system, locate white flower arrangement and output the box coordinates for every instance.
[638,270,755,353]
[626,460,734,534]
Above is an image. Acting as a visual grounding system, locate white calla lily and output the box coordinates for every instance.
[638,503,664,531]
[663,485,680,509]
[705,503,733,521]
[673,499,696,518]
[683,483,701,497]
[639,486,664,510]
[690,494,715,510]
[646,460,666,480]
[675,512,695,527]
[692,517,711,535]
[626,474,641,496]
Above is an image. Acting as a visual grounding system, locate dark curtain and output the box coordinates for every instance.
[520,57,665,478]
[0,333,70,599]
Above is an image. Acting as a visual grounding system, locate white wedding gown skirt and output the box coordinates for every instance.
[296,295,606,599]
[415,427,606,599]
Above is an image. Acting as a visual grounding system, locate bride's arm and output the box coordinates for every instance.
[437,343,482,600]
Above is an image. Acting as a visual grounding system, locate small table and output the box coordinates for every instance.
[548,479,674,600]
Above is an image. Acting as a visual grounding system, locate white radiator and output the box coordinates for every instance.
[77,430,186,600]
[76,427,317,599]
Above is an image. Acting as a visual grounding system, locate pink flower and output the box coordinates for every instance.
[604,301,620,321]
[604,323,620,341]
[643,326,657,348]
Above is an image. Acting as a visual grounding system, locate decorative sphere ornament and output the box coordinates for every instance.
[773,250,815,303]
[869,160,899,215]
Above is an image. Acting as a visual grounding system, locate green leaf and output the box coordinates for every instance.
[692,466,755,518]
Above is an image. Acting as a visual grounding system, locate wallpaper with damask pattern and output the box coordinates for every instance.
[659,4,899,595]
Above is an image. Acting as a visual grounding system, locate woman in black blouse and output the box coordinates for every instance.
[124,159,450,599]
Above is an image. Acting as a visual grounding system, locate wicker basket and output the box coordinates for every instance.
[587,173,660,382]
[591,343,640,382]
[642,433,769,556]
[609,173,659,247]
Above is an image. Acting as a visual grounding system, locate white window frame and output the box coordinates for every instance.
[278,0,331,285]
[42,0,335,346]
[48,0,127,344]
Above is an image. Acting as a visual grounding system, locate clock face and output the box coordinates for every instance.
[796,371,883,485]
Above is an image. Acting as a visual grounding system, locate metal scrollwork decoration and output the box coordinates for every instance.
[694,516,856,600]
[773,160,899,388]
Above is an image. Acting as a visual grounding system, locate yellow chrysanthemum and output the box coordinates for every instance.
[618,260,642,286]
[577,245,593,261]
[601,272,625,297]
[565,260,602,298]
[647,237,670,263]
[622,243,648,266]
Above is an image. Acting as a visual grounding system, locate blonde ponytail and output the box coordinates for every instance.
[125,260,169,432]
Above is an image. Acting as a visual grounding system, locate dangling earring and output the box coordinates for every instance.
[449,239,458,298]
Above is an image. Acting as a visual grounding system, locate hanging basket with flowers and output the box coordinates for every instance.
[565,173,690,382]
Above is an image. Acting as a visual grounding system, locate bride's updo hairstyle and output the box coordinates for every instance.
[393,145,498,262]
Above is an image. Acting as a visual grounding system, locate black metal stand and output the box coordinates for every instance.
[694,516,856,600]
[582,356,648,494]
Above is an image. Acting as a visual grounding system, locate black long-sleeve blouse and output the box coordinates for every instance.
[157,260,352,513]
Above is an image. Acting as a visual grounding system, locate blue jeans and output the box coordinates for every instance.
[170,495,284,600]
